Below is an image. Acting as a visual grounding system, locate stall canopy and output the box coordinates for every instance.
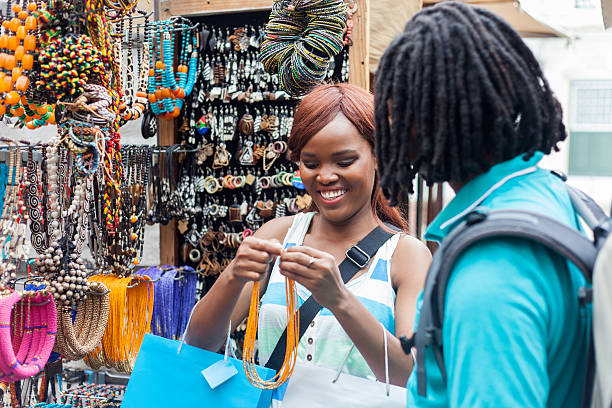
[370,0,568,72]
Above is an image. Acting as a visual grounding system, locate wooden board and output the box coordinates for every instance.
[161,0,273,17]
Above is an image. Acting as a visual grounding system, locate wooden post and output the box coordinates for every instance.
[348,0,370,91]
[158,118,179,265]
[157,5,177,266]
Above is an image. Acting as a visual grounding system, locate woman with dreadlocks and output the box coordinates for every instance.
[375,2,587,407]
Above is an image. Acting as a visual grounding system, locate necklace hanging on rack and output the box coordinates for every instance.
[146,19,160,117]
[104,0,138,22]
[147,19,199,120]
[26,146,47,253]
[54,279,110,361]
[1,1,56,129]
[121,16,148,122]
[159,21,179,118]
[0,139,27,283]
[167,26,199,117]
[35,139,91,307]
[115,145,151,273]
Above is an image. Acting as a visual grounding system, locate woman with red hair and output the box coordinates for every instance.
[186,83,430,401]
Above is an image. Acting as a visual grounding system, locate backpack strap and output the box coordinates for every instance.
[566,184,611,246]
[414,208,599,397]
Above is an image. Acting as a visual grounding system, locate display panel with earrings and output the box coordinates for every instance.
[165,11,350,307]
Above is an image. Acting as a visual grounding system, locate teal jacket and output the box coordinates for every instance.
[407,152,590,407]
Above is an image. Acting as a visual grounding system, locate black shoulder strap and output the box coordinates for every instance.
[414,207,604,397]
[264,226,394,372]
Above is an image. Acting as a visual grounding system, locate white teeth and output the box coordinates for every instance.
[320,190,346,200]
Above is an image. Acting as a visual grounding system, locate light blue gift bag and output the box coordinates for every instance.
[122,333,275,408]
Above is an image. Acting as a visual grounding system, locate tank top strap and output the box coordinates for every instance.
[281,212,316,249]
[268,212,316,286]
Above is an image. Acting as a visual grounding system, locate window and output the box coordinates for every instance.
[575,0,597,8]
[569,80,612,176]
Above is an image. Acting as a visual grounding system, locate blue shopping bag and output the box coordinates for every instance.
[123,333,275,408]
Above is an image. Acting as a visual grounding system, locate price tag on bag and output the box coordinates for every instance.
[202,320,238,389]
[202,359,238,389]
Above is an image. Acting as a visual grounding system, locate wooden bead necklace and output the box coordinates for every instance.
[119,17,147,122]
[0,1,38,110]
[53,280,110,361]
[34,140,92,307]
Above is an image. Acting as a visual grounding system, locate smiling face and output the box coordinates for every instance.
[299,112,377,224]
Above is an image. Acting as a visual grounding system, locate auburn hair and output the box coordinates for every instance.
[288,83,407,230]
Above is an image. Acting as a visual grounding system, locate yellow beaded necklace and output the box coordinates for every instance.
[243,275,299,389]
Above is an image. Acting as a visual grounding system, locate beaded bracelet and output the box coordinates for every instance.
[260,0,348,95]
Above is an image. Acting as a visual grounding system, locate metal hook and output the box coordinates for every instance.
[12,276,42,284]
[122,10,153,20]
[126,276,160,288]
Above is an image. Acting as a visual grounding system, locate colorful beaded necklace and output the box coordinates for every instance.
[147,20,198,119]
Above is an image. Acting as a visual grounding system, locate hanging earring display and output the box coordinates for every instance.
[171,16,349,304]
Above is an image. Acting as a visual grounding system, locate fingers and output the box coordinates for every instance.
[239,269,269,282]
[278,262,313,287]
[279,250,312,267]
[278,258,311,277]
[284,245,329,259]
[235,259,269,274]
[279,269,309,286]
[246,237,283,256]
[231,237,283,283]
[242,247,274,264]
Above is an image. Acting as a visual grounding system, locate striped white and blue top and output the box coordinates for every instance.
[258,212,400,382]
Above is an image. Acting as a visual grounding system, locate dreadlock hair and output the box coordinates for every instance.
[288,83,407,230]
[373,1,567,204]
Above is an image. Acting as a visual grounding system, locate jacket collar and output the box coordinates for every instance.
[425,152,544,243]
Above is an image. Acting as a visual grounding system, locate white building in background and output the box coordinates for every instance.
[522,0,612,212]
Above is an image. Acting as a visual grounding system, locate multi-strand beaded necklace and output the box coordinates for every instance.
[147,19,199,119]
